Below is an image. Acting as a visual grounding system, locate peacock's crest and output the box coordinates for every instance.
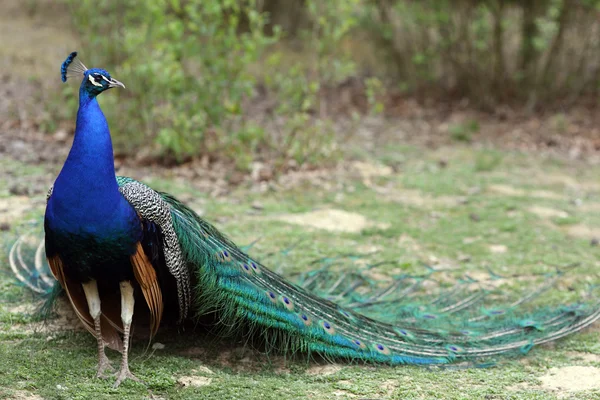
[60,51,87,82]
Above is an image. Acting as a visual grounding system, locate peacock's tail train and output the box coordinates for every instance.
[8,178,600,366]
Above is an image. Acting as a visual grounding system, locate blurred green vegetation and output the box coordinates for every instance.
[32,0,600,165]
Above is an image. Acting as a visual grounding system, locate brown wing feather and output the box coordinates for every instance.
[47,255,124,352]
[131,242,164,338]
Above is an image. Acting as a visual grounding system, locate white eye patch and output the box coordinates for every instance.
[88,74,103,87]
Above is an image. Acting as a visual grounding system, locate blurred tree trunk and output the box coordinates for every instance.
[541,0,572,87]
[520,1,542,78]
[260,0,307,36]
[372,0,410,79]
[491,0,506,96]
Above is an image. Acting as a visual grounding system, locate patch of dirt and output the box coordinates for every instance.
[565,225,600,240]
[275,209,389,233]
[579,202,600,212]
[488,184,564,200]
[489,244,508,254]
[7,297,83,335]
[398,234,423,253]
[332,390,357,398]
[179,347,206,358]
[306,364,343,376]
[379,379,398,397]
[527,206,569,219]
[177,376,213,388]
[212,348,289,374]
[5,390,44,400]
[534,173,600,191]
[538,366,600,396]
[196,366,215,375]
[0,196,34,224]
[351,161,392,180]
[386,189,461,208]
[5,304,37,314]
[567,352,600,363]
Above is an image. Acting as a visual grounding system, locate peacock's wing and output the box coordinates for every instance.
[117,177,191,332]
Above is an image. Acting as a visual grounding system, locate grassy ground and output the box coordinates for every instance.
[1,146,599,399]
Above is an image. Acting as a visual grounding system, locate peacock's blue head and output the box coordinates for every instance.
[61,52,124,96]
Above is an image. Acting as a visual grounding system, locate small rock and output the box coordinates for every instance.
[177,376,213,387]
[53,129,69,141]
[591,238,599,247]
[152,342,165,350]
[458,254,471,262]
[467,186,481,195]
[251,201,264,210]
[0,222,10,231]
[489,244,508,254]
[469,213,480,222]
[430,211,443,219]
[9,184,29,196]
[197,366,214,375]
[306,364,342,376]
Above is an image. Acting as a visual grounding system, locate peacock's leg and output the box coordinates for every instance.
[81,280,114,378]
[113,280,141,388]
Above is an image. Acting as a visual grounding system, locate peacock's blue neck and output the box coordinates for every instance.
[48,88,126,230]
[60,90,118,195]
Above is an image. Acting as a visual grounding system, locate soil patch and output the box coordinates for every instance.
[527,206,569,219]
[538,366,600,396]
[275,209,389,233]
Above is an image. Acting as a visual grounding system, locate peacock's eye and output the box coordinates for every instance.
[94,74,103,80]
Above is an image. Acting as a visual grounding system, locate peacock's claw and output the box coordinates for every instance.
[96,355,115,379]
[113,366,142,388]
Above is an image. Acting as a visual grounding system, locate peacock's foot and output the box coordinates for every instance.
[96,354,115,379]
[113,365,142,388]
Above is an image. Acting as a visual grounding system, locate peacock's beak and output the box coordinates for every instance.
[108,78,125,89]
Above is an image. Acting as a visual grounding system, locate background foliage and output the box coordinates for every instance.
[37,0,600,165]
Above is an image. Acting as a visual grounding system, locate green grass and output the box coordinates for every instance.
[1,145,600,399]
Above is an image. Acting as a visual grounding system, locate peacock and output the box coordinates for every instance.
[9,52,600,388]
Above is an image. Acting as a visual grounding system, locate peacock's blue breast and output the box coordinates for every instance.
[45,190,143,283]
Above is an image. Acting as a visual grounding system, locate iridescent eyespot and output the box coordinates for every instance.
[393,328,414,341]
[266,291,277,303]
[446,344,464,354]
[373,343,391,355]
[279,296,294,311]
[239,262,252,275]
[217,250,231,262]
[299,313,312,326]
[321,320,335,334]
[249,261,260,274]
[339,309,355,321]
[353,339,367,350]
